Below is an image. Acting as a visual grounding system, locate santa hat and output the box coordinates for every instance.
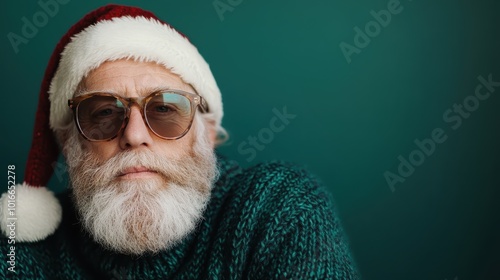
[0,4,222,242]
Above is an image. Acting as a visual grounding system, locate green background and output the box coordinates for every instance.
[1,0,499,279]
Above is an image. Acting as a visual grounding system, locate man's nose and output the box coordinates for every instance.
[119,106,154,149]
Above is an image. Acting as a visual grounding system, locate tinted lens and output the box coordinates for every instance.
[77,96,125,140]
[145,93,193,138]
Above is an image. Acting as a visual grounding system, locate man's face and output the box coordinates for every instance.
[79,59,199,163]
[63,59,218,255]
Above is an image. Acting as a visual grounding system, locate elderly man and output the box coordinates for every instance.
[0,4,359,279]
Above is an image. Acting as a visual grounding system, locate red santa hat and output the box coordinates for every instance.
[0,4,222,242]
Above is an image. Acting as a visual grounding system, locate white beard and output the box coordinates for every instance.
[64,119,218,255]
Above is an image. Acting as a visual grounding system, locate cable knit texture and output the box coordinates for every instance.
[1,155,360,279]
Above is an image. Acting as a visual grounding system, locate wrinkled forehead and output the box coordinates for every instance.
[77,59,196,98]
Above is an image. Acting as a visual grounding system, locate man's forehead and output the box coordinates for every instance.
[79,60,195,96]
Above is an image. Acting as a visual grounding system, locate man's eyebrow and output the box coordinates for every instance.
[74,86,175,97]
[143,86,172,94]
[74,88,117,97]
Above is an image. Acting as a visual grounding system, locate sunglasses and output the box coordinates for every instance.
[68,89,208,141]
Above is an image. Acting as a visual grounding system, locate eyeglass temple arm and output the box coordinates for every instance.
[198,96,209,113]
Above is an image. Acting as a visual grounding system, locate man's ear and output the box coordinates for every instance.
[204,119,217,148]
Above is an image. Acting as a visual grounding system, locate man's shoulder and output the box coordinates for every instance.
[243,160,323,187]
[215,156,335,220]
[208,158,359,279]
[221,157,330,199]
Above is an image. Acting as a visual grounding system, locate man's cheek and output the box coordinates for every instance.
[163,137,196,160]
[86,142,118,162]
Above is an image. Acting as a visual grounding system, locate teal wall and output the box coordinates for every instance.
[1,1,499,279]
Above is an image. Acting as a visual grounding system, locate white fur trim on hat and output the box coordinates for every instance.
[0,183,62,242]
[49,16,222,131]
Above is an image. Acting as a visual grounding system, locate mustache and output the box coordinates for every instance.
[74,149,194,188]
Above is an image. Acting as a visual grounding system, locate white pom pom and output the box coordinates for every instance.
[0,183,62,242]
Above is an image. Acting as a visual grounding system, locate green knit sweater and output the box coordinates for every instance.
[1,156,359,279]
